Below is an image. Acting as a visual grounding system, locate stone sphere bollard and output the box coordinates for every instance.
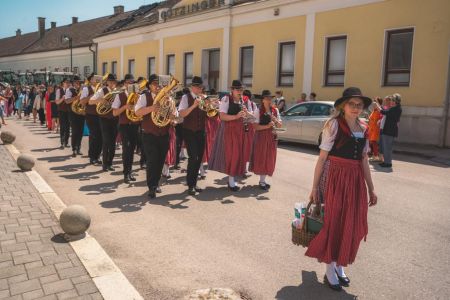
[17,154,35,171]
[60,205,91,236]
[0,131,16,144]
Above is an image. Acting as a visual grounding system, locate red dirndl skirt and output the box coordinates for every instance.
[45,100,52,130]
[203,115,221,163]
[224,119,246,177]
[165,126,176,165]
[305,156,368,266]
[249,128,277,176]
[243,124,255,163]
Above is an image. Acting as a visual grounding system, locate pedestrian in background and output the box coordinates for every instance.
[309,92,317,101]
[368,97,383,161]
[379,93,402,168]
[275,91,286,113]
[296,92,307,103]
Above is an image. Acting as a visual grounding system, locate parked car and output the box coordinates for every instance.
[278,101,335,145]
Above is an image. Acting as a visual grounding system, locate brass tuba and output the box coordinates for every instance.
[71,80,89,115]
[151,76,179,127]
[96,86,123,115]
[126,79,147,122]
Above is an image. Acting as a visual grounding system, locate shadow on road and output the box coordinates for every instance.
[100,193,150,213]
[31,146,61,152]
[37,154,72,163]
[49,162,90,172]
[59,169,105,181]
[79,179,123,195]
[275,271,357,300]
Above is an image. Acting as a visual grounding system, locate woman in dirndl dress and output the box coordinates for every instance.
[242,90,256,177]
[162,123,177,178]
[305,87,378,291]
[249,90,282,190]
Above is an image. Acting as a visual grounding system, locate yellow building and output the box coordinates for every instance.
[94,0,450,147]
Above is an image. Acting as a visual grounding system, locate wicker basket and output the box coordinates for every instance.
[291,201,323,247]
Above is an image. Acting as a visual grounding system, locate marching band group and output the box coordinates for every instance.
[45,72,283,198]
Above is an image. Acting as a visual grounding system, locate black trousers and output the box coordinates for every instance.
[175,124,184,166]
[137,125,146,165]
[59,111,71,146]
[38,108,45,125]
[85,114,103,161]
[119,124,138,175]
[69,112,85,151]
[99,117,118,167]
[142,133,169,190]
[183,129,205,188]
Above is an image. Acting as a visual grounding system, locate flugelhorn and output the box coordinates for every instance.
[197,94,220,117]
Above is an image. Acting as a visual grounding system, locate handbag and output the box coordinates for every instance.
[291,200,324,247]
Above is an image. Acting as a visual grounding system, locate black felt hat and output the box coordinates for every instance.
[124,74,134,82]
[191,76,203,87]
[148,74,158,84]
[334,87,372,108]
[106,74,117,82]
[261,90,274,98]
[231,80,243,89]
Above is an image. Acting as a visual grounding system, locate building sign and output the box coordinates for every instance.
[160,0,227,22]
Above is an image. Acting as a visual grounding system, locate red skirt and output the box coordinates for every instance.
[243,124,255,163]
[249,128,277,176]
[305,156,368,266]
[46,101,52,129]
[224,119,246,176]
[165,126,176,165]
[203,115,221,163]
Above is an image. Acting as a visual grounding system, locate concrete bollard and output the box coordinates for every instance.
[60,205,91,236]
[17,154,35,171]
[0,131,16,144]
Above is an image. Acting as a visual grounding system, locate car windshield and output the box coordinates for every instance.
[310,104,332,116]
[285,103,312,116]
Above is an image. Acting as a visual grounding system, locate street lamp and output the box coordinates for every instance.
[62,34,73,73]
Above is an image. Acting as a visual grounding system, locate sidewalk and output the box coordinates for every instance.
[394,142,450,166]
[0,144,103,300]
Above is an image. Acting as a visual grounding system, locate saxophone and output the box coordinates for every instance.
[126,79,147,122]
[151,76,179,127]
[71,80,89,115]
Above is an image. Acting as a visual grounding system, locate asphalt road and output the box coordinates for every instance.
[3,118,450,300]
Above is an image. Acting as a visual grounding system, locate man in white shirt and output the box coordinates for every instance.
[112,74,139,183]
[55,79,71,149]
[80,73,103,165]
[89,74,118,171]
[64,76,85,157]
[135,74,169,198]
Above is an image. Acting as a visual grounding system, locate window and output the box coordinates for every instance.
[325,36,347,86]
[73,67,79,75]
[184,52,193,86]
[147,57,156,78]
[278,42,295,86]
[102,63,108,75]
[128,59,135,76]
[311,104,332,116]
[285,103,312,116]
[240,46,254,87]
[84,66,90,78]
[384,28,414,86]
[63,67,69,72]
[167,54,175,75]
[111,61,117,77]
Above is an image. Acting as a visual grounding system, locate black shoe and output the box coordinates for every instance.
[162,174,172,179]
[379,163,392,168]
[173,165,181,170]
[95,160,103,166]
[335,270,350,287]
[65,144,70,148]
[129,174,136,181]
[148,188,156,199]
[198,175,206,180]
[140,163,146,169]
[102,166,108,172]
[107,166,115,171]
[60,145,64,150]
[77,150,83,155]
[72,151,77,158]
[124,175,130,184]
[155,186,162,193]
[188,187,196,195]
[259,183,269,190]
[194,186,203,193]
[243,172,251,179]
[89,159,96,165]
[228,184,240,192]
[324,275,342,292]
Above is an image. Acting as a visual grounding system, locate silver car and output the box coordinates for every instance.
[278,101,335,145]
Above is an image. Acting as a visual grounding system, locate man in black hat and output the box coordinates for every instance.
[55,78,71,149]
[135,74,170,198]
[64,76,85,157]
[178,75,207,195]
[112,74,139,183]
[80,73,103,165]
[89,73,118,171]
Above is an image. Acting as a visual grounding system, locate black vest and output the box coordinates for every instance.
[329,119,367,160]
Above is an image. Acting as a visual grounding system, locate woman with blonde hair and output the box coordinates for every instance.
[305,87,377,291]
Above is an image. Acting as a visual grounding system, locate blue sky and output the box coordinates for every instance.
[0,0,157,39]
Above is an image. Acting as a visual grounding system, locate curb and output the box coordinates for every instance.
[3,143,144,300]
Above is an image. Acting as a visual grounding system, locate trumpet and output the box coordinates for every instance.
[197,94,219,117]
